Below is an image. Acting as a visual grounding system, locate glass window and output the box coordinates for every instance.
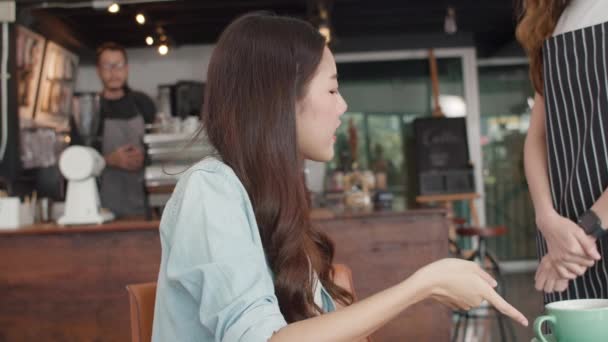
[479,63,536,260]
[328,57,464,201]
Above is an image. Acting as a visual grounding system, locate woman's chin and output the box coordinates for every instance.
[307,152,333,163]
[301,145,335,163]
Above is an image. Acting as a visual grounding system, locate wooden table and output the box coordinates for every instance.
[0,210,450,341]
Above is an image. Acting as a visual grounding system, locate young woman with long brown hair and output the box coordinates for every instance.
[151,12,527,341]
[518,0,608,302]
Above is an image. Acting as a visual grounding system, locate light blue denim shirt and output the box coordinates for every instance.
[152,157,335,342]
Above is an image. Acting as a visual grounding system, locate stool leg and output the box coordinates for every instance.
[465,246,513,341]
[485,253,515,341]
[466,248,480,262]
[486,252,507,297]
[478,236,487,265]
[486,252,500,272]
[461,312,470,342]
[468,245,509,298]
[451,313,462,342]
[449,238,462,258]
[495,307,509,342]
[456,230,516,342]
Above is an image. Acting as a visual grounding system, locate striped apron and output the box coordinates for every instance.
[539,20,608,303]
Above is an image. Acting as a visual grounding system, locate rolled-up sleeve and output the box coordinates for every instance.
[163,167,287,342]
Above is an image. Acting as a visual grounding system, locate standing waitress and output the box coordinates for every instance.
[94,42,156,218]
[518,0,608,301]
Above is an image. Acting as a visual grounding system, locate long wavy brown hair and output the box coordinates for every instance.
[200,12,353,322]
[516,0,570,94]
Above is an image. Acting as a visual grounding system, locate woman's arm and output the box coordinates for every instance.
[524,92,599,286]
[524,93,555,228]
[157,163,526,342]
[271,259,527,342]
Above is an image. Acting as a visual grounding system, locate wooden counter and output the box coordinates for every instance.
[0,209,450,341]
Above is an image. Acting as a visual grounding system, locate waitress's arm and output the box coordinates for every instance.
[525,92,599,277]
[524,93,555,225]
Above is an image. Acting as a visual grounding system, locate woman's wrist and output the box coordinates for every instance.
[404,268,436,303]
[535,207,559,233]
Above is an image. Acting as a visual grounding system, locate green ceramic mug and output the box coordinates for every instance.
[534,299,608,342]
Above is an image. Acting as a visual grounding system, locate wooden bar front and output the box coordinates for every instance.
[0,209,450,341]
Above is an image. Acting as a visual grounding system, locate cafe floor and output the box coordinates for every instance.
[452,271,544,342]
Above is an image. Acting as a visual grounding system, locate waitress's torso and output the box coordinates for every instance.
[538,0,608,303]
[543,0,608,220]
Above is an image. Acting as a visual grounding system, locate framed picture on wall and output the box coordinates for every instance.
[16,26,45,123]
[34,41,79,131]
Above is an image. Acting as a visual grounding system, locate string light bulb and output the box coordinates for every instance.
[319,23,331,43]
[145,36,154,46]
[158,44,169,56]
[135,13,146,25]
[318,3,332,44]
[108,2,120,13]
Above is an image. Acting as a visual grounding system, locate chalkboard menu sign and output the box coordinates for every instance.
[413,117,475,195]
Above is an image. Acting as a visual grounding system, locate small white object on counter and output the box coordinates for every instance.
[57,146,114,225]
[0,197,34,229]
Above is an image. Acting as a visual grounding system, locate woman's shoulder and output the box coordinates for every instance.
[160,156,257,244]
[179,156,242,190]
[164,156,249,218]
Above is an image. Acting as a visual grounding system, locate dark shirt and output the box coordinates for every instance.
[99,90,156,124]
[88,90,156,153]
[69,91,156,151]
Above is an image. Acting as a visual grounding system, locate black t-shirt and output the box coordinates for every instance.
[82,90,157,152]
[99,90,156,124]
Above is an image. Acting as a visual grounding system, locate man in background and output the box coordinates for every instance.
[94,42,156,218]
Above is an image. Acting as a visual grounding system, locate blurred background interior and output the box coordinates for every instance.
[0,1,541,341]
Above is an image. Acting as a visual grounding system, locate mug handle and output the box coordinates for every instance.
[534,315,556,342]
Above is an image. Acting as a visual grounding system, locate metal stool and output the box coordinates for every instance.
[451,225,516,342]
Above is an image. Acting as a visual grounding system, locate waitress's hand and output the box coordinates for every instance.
[537,210,600,279]
[104,144,144,171]
[535,255,569,293]
[413,258,528,326]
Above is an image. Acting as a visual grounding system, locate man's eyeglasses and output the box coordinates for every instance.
[99,62,126,71]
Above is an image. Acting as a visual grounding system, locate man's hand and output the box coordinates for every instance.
[104,144,144,172]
